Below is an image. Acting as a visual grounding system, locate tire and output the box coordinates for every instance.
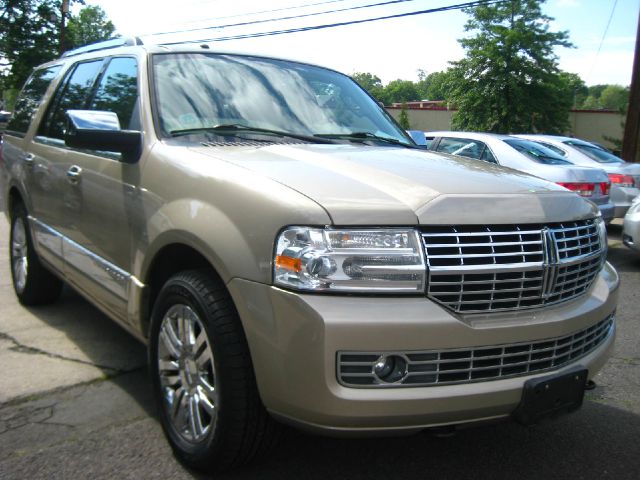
[9,203,63,305]
[149,269,280,472]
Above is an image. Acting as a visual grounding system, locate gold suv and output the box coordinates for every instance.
[0,38,619,472]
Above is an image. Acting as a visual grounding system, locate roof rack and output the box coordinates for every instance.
[61,37,144,58]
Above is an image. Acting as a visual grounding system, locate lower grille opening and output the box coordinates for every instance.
[337,314,614,388]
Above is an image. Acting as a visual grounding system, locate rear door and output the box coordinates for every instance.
[1,65,64,268]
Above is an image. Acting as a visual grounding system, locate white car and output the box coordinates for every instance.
[623,195,640,253]
[425,131,615,222]
[516,135,640,218]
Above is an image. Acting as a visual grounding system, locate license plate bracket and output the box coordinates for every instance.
[513,367,588,425]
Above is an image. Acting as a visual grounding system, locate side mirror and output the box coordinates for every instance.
[64,110,142,164]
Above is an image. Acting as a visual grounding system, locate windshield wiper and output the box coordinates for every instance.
[169,123,334,144]
[314,131,415,147]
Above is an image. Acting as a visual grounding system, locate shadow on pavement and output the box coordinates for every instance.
[218,402,640,480]
[17,286,153,416]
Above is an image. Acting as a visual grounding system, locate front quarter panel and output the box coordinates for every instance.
[136,144,332,286]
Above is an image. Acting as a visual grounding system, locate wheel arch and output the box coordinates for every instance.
[7,185,26,217]
[141,242,226,339]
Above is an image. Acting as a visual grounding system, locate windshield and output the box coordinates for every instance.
[565,141,624,164]
[152,53,411,145]
[503,138,571,165]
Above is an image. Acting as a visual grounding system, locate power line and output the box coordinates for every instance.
[586,0,619,83]
[159,0,505,45]
[168,0,354,27]
[147,0,427,37]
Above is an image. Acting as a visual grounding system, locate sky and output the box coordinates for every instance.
[79,0,640,86]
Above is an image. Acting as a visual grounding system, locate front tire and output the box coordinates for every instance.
[9,203,63,305]
[149,270,279,472]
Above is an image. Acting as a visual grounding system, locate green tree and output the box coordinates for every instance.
[421,70,452,101]
[0,0,61,89]
[398,104,411,129]
[447,0,573,133]
[586,84,608,100]
[383,79,420,104]
[351,71,385,102]
[599,85,629,112]
[67,5,116,49]
[557,71,588,109]
[581,95,601,109]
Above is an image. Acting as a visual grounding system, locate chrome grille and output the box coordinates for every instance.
[422,220,604,313]
[337,315,614,388]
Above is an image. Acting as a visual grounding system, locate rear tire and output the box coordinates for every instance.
[149,269,280,473]
[9,203,63,305]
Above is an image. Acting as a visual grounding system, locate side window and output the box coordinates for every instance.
[424,136,434,149]
[90,57,139,129]
[39,60,104,140]
[541,142,567,157]
[436,137,484,160]
[6,65,62,136]
[480,146,498,163]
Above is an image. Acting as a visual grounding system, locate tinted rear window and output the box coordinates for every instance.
[565,141,624,164]
[503,138,571,165]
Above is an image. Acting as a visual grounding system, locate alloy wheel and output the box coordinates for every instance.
[11,217,28,293]
[158,304,218,443]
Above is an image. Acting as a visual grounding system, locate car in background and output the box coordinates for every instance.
[622,195,640,253]
[515,135,640,218]
[406,130,430,148]
[425,131,615,222]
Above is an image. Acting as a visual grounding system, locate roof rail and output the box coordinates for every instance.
[61,37,144,58]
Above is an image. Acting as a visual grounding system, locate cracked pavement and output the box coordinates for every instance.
[0,214,639,479]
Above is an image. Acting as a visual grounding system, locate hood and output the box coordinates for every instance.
[189,144,598,225]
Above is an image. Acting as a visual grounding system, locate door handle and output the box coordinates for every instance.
[20,153,35,165]
[67,165,82,185]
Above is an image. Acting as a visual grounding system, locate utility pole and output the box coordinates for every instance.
[59,0,69,55]
[622,10,640,163]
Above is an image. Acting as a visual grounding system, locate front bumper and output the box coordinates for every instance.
[227,262,619,434]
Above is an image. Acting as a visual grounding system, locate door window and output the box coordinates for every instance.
[90,57,139,129]
[6,65,61,136]
[39,60,104,140]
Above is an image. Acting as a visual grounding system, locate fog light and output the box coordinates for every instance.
[373,355,408,383]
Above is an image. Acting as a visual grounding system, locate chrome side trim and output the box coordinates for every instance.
[29,217,135,302]
[30,217,64,262]
[63,237,131,301]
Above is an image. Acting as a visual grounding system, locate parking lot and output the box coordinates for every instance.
[0,212,638,480]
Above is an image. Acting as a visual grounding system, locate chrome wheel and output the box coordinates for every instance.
[11,217,28,293]
[158,304,218,443]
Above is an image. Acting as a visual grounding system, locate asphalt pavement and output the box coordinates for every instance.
[0,213,638,480]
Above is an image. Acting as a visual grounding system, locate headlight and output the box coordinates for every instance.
[274,227,426,292]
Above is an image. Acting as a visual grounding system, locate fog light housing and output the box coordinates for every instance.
[373,354,408,383]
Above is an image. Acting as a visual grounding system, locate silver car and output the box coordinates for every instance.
[623,195,640,253]
[516,135,640,218]
[425,131,615,222]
